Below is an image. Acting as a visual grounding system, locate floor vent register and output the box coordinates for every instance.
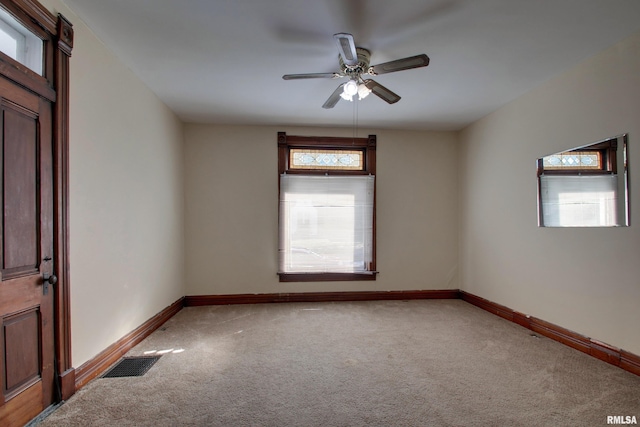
[101,356,161,378]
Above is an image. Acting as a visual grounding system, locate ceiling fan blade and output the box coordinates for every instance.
[322,84,345,109]
[283,72,341,80]
[333,33,358,67]
[369,54,430,75]
[363,79,401,104]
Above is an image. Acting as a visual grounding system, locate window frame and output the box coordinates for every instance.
[537,139,618,177]
[536,137,625,227]
[0,7,44,75]
[277,132,377,282]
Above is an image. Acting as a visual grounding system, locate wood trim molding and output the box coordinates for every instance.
[278,272,377,282]
[460,291,640,377]
[0,57,56,101]
[185,290,460,306]
[0,0,57,34]
[53,12,74,400]
[620,350,640,376]
[458,291,513,321]
[56,14,74,54]
[74,298,184,390]
[58,369,75,402]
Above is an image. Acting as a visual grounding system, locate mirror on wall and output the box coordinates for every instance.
[537,134,629,227]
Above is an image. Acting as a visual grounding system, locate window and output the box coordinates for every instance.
[278,132,376,282]
[0,7,43,75]
[542,151,602,170]
[537,135,628,227]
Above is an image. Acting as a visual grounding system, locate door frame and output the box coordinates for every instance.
[0,0,75,400]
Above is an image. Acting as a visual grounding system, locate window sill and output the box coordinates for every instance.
[278,272,377,282]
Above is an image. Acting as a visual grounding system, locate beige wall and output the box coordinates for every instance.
[185,125,459,295]
[41,0,186,367]
[459,31,640,354]
[36,0,640,370]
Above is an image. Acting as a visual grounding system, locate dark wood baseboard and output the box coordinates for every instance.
[73,288,639,397]
[184,289,460,306]
[460,291,640,377]
[74,297,184,390]
[58,368,75,401]
[621,350,640,376]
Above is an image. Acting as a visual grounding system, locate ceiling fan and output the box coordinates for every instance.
[282,33,430,109]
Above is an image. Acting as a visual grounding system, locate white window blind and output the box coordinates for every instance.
[539,174,618,227]
[279,174,374,273]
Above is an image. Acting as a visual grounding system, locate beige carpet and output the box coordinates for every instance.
[38,300,640,426]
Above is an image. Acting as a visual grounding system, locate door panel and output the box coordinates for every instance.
[4,309,40,395]
[2,104,39,276]
[0,72,54,426]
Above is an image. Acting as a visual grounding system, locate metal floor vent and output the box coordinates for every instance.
[101,356,161,378]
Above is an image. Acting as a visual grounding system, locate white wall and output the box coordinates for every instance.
[459,31,640,354]
[41,0,186,367]
[185,125,458,295]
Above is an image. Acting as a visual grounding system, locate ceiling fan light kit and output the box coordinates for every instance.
[283,32,430,109]
[343,79,358,95]
[357,83,372,100]
[339,80,372,102]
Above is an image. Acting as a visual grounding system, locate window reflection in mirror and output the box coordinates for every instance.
[537,134,628,227]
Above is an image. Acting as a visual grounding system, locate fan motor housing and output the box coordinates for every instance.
[339,47,371,78]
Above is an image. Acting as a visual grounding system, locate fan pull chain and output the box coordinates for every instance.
[352,95,359,142]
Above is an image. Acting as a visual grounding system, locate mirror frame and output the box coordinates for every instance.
[537,134,628,227]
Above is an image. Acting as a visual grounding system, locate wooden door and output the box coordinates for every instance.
[0,72,55,425]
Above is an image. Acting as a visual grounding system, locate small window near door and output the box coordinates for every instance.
[278,132,377,282]
[0,7,43,75]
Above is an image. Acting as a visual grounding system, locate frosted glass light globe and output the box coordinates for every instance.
[343,80,358,96]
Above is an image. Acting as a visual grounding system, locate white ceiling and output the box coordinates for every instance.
[62,0,640,131]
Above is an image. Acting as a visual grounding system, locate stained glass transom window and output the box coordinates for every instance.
[542,151,601,170]
[290,149,363,170]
